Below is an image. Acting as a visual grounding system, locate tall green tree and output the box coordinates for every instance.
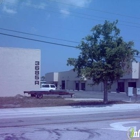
[67,20,139,104]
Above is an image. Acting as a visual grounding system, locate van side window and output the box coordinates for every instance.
[42,85,49,88]
[51,85,55,88]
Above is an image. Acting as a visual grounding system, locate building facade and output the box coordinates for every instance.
[45,62,140,93]
[0,47,41,97]
[45,70,104,91]
[116,62,140,94]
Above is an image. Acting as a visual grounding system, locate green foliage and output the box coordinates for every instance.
[67,20,139,86]
[67,20,139,103]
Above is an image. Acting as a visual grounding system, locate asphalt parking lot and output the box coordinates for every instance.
[66,90,140,102]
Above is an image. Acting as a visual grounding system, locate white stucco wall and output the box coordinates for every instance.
[121,62,139,79]
[58,70,81,90]
[45,62,140,92]
[45,72,58,83]
[54,73,58,81]
[132,62,139,79]
[56,70,103,91]
[45,73,55,83]
[0,47,41,97]
[58,70,79,81]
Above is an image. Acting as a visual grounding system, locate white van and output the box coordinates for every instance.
[41,84,56,91]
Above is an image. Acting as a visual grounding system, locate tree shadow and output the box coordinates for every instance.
[68,100,128,108]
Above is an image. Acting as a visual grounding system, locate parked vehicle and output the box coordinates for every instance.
[41,84,56,91]
[40,81,46,87]
[24,84,74,98]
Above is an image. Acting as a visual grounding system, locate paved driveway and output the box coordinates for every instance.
[66,90,140,102]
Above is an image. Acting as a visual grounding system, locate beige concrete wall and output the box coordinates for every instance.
[110,81,118,92]
[57,70,103,91]
[58,70,79,81]
[137,63,140,88]
[56,70,75,90]
[45,62,140,92]
[46,70,115,91]
[0,47,40,97]
[58,70,79,90]
[121,62,139,79]
[132,62,139,79]
[45,73,54,82]
[54,73,58,81]
[45,72,58,83]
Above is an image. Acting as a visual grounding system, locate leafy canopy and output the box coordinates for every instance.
[67,20,139,86]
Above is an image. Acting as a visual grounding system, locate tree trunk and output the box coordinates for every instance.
[103,81,108,104]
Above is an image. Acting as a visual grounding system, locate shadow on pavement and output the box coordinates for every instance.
[68,100,128,108]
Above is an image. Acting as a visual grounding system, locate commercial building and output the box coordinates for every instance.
[115,62,140,94]
[0,47,41,97]
[45,62,140,93]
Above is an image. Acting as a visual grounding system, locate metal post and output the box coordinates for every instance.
[129,96,132,102]
[135,94,137,102]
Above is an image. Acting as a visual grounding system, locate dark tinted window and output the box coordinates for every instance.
[42,85,49,88]
[51,85,55,88]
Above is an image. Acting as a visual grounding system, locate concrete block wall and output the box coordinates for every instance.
[45,72,58,83]
[0,47,41,97]
[45,62,140,92]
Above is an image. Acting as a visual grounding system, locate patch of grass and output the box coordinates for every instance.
[0,95,132,109]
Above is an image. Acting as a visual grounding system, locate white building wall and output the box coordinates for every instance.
[110,81,118,92]
[54,73,58,81]
[121,62,139,79]
[58,70,79,81]
[137,64,140,88]
[46,70,108,91]
[85,79,103,91]
[68,81,75,90]
[115,62,140,93]
[0,47,40,97]
[56,70,103,91]
[45,72,55,83]
[45,72,58,83]
[132,62,139,79]
[58,70,86,90]
[45,62,140,92]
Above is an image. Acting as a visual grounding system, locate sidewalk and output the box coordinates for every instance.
[1,104,140,119]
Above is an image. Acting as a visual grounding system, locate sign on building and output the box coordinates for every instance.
[35,61,40,85]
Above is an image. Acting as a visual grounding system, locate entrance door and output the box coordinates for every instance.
[61,80,65,89]
[75,83,79,90]
[128,82,136,88]
[81,83,85,90]
[118,82,125,92]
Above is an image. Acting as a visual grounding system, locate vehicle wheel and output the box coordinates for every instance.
[36,93,43,99]
[31,94,35,97]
